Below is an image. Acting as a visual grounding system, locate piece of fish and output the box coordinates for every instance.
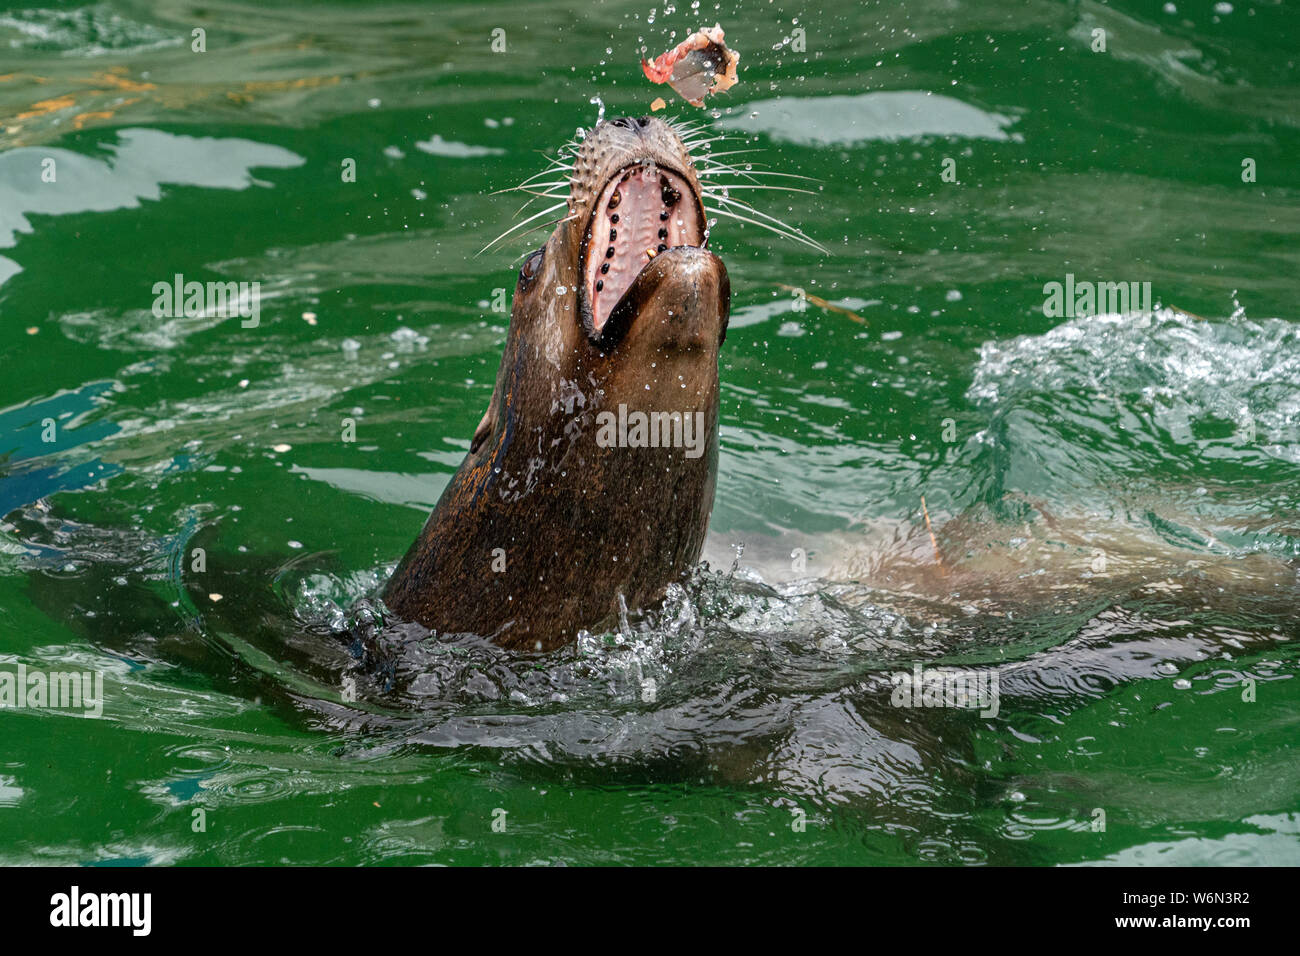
[641,23,740,107]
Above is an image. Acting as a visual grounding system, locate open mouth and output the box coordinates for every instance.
[580,162,705,340]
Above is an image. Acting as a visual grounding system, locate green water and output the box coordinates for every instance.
[1,0,1298,866]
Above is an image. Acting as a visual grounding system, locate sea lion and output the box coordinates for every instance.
[383,115,730,651]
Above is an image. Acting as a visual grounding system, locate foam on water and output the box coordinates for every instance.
[970,308,1300,462]
[962,308,1300,556]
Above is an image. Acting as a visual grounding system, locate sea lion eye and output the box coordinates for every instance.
[519,248,544,286]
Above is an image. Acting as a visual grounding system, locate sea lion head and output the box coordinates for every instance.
[384,116,730,650]
[504,114,727,384]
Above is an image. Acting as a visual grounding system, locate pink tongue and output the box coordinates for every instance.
[587,167,696,332]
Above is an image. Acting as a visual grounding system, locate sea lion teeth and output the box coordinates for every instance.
[581,162,703,332]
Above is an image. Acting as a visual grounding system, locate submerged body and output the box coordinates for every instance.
[384,116,730,650]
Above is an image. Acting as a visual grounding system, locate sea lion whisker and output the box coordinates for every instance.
[697,162,819,188]
[507,191,570,220]
[697,159,764,172]
[697,164,790,184]
[712,204,818,248]
[670,123,710,139]
[681,131,732,144]
[499,212,578,248]
[682,137,730,151]
[528,148,574,165]
[698,168,821,183]
[700,175,820,193]
[696,156,819,180]
[663,114,704,129]
[506,200,578,233]
[704,201,827,253]
[492,182,569,196]
[702,183,817,195]
[523,162,573,181]
[511,170,570,193]
[705,206,824,252]
[509,170,571,185]
[702,169,759,185]
[508,188,572,201]
[478,200,569,255]
[694,148,766,160]
[522,154,574,177]
[706,190,818,230]
[680,126,729,138]
[696,163,808,179]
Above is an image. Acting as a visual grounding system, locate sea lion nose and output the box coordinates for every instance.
[608,116,651,132]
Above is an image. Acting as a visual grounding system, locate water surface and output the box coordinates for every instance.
[1,0,1298,865]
